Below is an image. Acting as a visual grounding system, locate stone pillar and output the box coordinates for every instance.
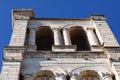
[63,28,72,45]
[70,74,78,80]
[29,28,36,45]
[87,28,99,46]
[55,73,66,80]
[24,75,33,80]
[53,28,62,45]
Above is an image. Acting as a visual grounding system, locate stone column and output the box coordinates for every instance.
[63,28,72,45]
[55,73,66,80]
[70,74,78,80]
[87,28,99,46]
[24,75,33,80]
[53,28,62,45]
[29,28,36,45]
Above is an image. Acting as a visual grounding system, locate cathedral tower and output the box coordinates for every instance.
[0,9,120,80]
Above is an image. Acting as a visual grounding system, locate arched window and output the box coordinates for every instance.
[79,70,100,80]
[33,70,55,80]
[69,27,90,51]
[36,26,54,50]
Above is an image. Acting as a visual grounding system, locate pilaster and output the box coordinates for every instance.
[90,15,119,46]
[9,20,28,46]
[29,28,36,45]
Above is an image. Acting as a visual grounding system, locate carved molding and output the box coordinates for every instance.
[70,74,78,80]
[55,73,66,80]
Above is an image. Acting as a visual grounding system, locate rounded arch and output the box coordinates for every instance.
[69,26,90,51]
[33,70,55,80]
[36,26,54,50]
[79,70,100,80]
[71,66,115,80]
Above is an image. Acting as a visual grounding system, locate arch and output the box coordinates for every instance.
[79,70,100,80]
[33,70,55,80]
[69,26,90,51]
[71,66,115,80]
[36,26,54,50]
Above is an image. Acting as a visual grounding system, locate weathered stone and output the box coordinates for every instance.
[1,9,120,80]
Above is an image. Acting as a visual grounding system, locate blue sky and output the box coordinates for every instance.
[0,0,120,70]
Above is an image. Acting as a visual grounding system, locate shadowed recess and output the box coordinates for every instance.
[36,26,54,51]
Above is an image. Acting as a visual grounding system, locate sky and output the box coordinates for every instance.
[0,0,120,71]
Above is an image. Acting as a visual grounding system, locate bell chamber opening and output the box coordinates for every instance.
[69,27,90,51]
[36,26,54,51]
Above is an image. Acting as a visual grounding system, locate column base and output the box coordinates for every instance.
[52,45,76,52]
[27,45,37,52]
[91,45,103,52]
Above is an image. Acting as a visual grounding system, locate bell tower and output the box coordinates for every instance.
[0,9,120,80]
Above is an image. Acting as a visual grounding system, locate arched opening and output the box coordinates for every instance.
[36,26,54,50]
[33,70,55,80]
[79,70,100,80]
[69,27,90,51]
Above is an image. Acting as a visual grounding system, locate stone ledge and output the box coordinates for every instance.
[4,46,26,50]
[52,45,76,52]
[2,62,21,66]
[3,46,25,62]
[26,51,105,58]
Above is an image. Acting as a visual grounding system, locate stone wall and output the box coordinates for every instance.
[0,62,21,80]
[9,20,28,46]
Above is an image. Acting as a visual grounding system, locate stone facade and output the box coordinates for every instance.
[0,9,120,80]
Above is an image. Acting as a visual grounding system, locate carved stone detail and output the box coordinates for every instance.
[70,74,78,80]
[55,73,66,80]
[102,72,112,80]
[24,74,33,80]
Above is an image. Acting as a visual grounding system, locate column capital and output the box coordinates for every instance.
[63,28,69,30]
[102,72,113,80]
[55,73,66,80]
[87,28,94,31]
[29,27,36,30]
[53,28,61,31]
[55,73,65,77]
[70,74,78,80]
[71,74,78,77]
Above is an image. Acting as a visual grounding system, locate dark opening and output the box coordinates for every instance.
[79,70,100,80]
[36,26,54,50]
[69,27,90,51]
[33,70,55,80]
